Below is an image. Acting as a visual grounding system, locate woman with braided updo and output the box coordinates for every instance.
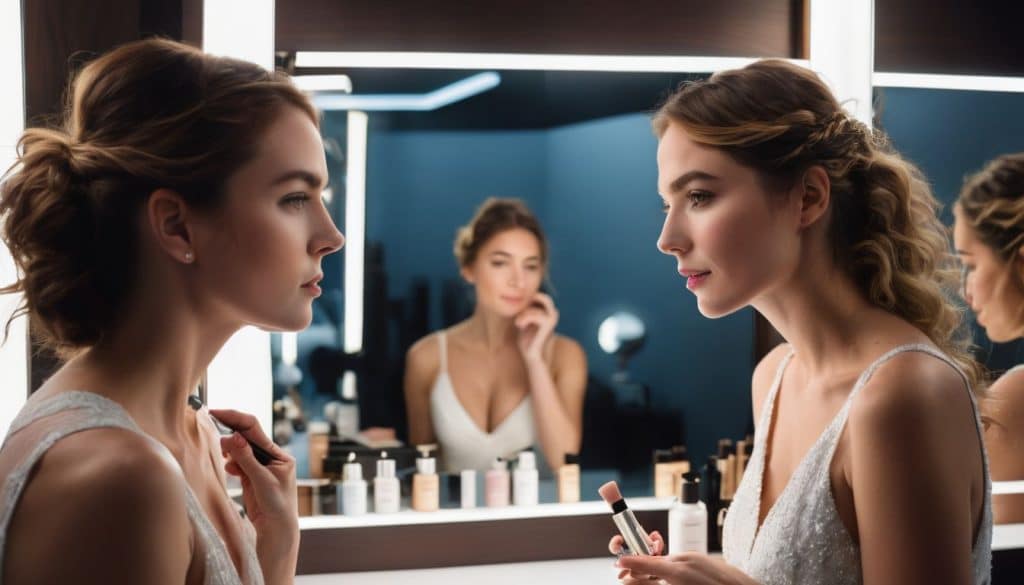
[610,60,991,584]
[0,39,343,584]
[954,153,1024,525]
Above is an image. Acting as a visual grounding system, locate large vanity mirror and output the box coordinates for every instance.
[268,63,761,513]
[873,84,1024,371]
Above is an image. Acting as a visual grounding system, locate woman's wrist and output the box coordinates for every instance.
[523,352,548,370]
[256,525,300,584]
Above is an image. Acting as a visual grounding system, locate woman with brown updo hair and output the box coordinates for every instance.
[954,152,1024,525]
[0,39,343,584]
[404,197,586,474]
[610,60,991,584]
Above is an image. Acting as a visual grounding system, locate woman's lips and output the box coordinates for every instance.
[301,274,323,297]
[679,269,711,290]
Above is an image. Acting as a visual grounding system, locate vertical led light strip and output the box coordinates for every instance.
[808,0,875,127]
[203,0,275,70]
[341,111,367,401]
[0,0,27,437]
[202,0,275,434]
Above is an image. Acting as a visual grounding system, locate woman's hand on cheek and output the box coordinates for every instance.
[515,292,558,362]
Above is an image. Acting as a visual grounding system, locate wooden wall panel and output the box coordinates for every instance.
[276,0,804,58]
[876,0,1024,76]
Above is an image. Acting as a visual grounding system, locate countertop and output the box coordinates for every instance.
[294,524,1024,583]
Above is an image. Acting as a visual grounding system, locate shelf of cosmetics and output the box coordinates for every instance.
[296,442,582,517]
[298,434,749,526]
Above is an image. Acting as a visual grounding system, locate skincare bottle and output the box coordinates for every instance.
[485,457,510,507]
[702,455,723,552]
[512,449,539,506]
[653,449,676,498]
[411,445,440,512]
[460,469,477,508]
[307,421,330,478]
[716,439,734,501]
[341,452,367,516]
[373,451,400,514]
[669,445,691,499]
[557,453,581,504]
[668,473,708,554]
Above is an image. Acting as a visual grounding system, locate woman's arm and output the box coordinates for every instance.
[514,292,587,469]
[404,335,440,446]
[984,368,1024,523]
[850,352,982,585]
[526,334,587,470]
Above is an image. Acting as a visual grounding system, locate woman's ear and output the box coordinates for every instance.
[460,265,475,285]
[146,188,195,264]
[796,165,831,229]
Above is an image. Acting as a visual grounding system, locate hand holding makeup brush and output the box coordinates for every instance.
[515,291,558,363]
[213,408,299,584]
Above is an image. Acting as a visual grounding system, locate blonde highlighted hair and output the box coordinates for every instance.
[654,59,983,392]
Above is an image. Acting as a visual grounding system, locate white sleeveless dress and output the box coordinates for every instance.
[0,391,263,585]
[722,343,992,584]
[429,331,536,472]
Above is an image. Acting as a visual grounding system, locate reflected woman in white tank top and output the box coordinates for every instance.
[610,60,991,585]
[404,198,587,474]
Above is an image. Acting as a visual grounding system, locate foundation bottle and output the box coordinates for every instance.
[411,445,439,512]
[669,445,691,499]
[653,449,676,498]
[485,457,510,507]
[557,453,581,504]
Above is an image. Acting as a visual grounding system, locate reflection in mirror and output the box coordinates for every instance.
[875,85,1024,369]
[273,67,761,510]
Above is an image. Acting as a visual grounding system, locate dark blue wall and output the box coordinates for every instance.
[878,88,1024,371]
[354,112,755,469]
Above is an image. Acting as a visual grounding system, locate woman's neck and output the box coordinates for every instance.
[753,260,920,381]
[53,279,237,446]
[464,306,517,353]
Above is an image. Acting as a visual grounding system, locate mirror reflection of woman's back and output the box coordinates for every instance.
[403,198,587,474]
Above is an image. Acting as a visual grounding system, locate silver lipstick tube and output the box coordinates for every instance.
[613,509,653,555]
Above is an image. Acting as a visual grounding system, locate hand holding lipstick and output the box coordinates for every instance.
[213,408,299,584]
[613,552,761,585]
[515,291,558,363]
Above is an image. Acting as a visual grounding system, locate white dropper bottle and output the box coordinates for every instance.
[512,449,539,506]
[340,452,367,516]
[374,450,400,514]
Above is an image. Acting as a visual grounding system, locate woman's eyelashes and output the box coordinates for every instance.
[661,190,714,213]
[687,190,713,208]
[280,192,310,210]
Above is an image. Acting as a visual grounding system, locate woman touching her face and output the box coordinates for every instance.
[403,198,587,475]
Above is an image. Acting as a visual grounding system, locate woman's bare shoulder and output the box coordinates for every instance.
[5,427,191,583]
